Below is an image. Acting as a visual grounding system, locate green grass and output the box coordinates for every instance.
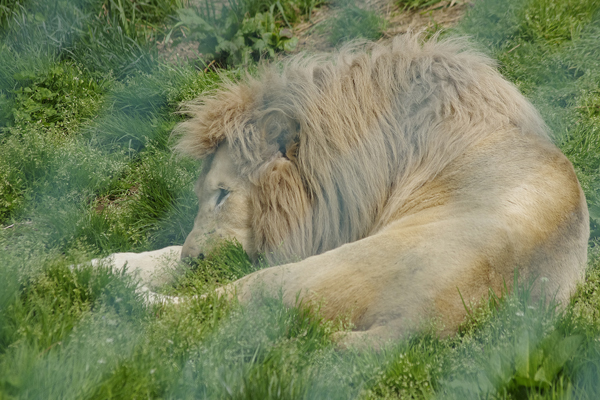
[1,0,600,398]
[397,0,444,12]
[325,0,386,46]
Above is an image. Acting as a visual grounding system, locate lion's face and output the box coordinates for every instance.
[181,142,256,260]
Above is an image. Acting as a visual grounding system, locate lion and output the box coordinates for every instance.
[111,34,589,345]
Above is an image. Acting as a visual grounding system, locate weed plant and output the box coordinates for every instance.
[1,0,600,398]
[175,0,309,66]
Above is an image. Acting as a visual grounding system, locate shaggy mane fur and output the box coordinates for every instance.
[175,34,549,262]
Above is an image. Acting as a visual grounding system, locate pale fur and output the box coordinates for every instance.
[172,34,589,344]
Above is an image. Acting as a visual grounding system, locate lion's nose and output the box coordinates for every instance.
[181,248,202,258]
[181,239,202,260]
[181,228,204,260]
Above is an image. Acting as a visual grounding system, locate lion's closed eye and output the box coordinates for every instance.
[216,188,230,208]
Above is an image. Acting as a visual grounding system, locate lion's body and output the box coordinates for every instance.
[166,35,590,343]
[228,130,587,340]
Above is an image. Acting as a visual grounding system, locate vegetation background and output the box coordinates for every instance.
[0,0,600,398]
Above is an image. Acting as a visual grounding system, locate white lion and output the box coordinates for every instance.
[104,35,589,344]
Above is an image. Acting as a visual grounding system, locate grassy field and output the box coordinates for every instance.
[1,0,600,398]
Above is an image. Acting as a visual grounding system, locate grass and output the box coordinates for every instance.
[397,0,444,12]
[324,0,386,46]
[1,0,600,398]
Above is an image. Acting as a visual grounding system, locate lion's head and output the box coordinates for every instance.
[176,77,314,263]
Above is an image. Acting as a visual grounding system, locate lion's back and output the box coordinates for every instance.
[389,124,588,311]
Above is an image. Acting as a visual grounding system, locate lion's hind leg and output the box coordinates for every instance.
[227,215,519,344]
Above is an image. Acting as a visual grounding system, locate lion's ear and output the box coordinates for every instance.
[252,157,311,261]
[258,110,300,161]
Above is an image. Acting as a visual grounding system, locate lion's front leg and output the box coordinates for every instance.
[91,246,185,300]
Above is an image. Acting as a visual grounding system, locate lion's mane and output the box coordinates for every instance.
[175,35,549,263]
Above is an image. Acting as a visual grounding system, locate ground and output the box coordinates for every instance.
[294,0,472,52]
[2,0,600,398]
